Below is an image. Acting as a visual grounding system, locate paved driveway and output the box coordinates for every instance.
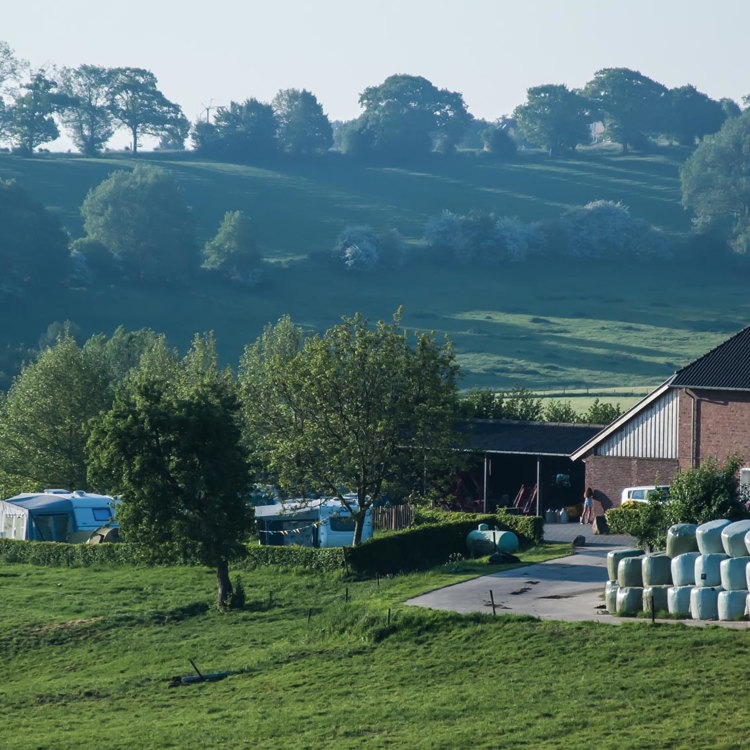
[405,523,748,628]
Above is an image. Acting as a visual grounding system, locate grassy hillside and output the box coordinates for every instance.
[0,147,742,393]
[2,560,750,750]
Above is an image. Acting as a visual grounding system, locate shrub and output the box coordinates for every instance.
[606,497,669,551]
[238,545,346,572]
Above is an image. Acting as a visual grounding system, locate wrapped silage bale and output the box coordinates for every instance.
[605,580,619,614]
[696,519,732,554]
[667,586,692,618]
[642,552,672,586]
[695,553,727,588]
[671,552,700,587]
[607,548,644,582]
[721,520,750,557]
[618,556,644,588]
[721,556,750,591]
[690,586,722,620]
[642,585,670,614]
[718,590,747,621]
[666,524,698,558]
[616,587,643,615]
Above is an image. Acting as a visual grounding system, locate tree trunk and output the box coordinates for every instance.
[131,126,139,154]
[216,559,233,609]
[352,508,367,547]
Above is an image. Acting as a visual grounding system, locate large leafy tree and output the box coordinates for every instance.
[80,164,197,283]
[202,210,262,284]
[87,335,253,608]
[0,333,113,497]
[665,85,726,146]
[349,74,470,159]
[58,65,115,155]
[0,40,26,94]
[0,178,70,290]
[240,312,460,545]
[192,99,277,160]
[272,88,332,155]
[107,67,187,154]
[514,84,591,157]
[4,72,69,154]
[583,67,668,152]
[681,111,750,255]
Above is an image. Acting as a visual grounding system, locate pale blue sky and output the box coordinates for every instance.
[4,0,749,148]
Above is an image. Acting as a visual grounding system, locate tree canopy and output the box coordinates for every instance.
[58,65,115,155]
[0,333,113,497]
[681,111,750,254]
[80,164,197,283]
[202,210,263,284]
[0,178,70,291]
[665,85,726,146]
[192,99,277,160]
[583,67,668,152]
[348,74,470,159]
[107,67,187,154]
[239,312,460,544]
[87,334,253,607]
[513,84,591,156]
[272,88,332,155]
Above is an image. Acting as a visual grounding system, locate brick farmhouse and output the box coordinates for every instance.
[571,325,750,515]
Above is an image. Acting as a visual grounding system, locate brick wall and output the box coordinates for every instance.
[584,455,679,513]
[678,389,750,469]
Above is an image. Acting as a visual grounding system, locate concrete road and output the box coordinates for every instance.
[405,523,749,628]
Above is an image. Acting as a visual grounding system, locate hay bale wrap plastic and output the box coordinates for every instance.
[617,555,645,587]
[642,585,670,614]
[721,556,750,591]
[721,520,750,557]
[718,590,747,621]
[690,586,722,620]
[642,552,672,587]
[605,580,619,614]
[616,587,643,615]
[695,553,727,588]
[671,552,700,587]
[607,548,643,581]
[696,519,732,554]
[666,524,698,558]
[667,586,692,618]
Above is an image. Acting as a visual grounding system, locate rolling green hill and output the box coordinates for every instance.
[0,147,742,394]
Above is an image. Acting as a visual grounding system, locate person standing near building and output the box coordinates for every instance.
[581,487,594,524]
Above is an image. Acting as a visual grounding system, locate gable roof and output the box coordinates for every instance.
[571,323,750,461]
[461,419,603,457]
[669,324,750,391]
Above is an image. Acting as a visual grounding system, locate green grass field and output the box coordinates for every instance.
[3,558,750,750]
[0,148,744,392]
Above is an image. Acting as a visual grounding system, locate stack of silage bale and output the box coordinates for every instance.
[719,520,750,620]
[605,548,642,614]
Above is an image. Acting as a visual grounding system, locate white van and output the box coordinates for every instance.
[620,485,670,505]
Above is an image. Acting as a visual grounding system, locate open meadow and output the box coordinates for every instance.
[2,556,750,750]
[1,148,746,394]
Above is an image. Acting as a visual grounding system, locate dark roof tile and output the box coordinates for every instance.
[670,324,750,390]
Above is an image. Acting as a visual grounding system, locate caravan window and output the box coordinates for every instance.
[92,508,112,522]
[329,516,355,532]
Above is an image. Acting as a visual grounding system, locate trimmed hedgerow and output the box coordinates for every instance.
[0,539,202,567]
[414,508,543,546]
[237,545,346,572]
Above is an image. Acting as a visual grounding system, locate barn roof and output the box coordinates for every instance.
[669,324,750,391]
[460,419,603,457]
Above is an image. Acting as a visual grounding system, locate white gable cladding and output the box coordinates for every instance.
[596,389,679,459]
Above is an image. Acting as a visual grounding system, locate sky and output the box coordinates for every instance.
[3,0,750,150]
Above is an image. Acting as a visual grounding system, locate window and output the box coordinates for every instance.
[92,508,112,522]
[329,516,355,532]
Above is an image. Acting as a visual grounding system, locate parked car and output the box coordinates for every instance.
[620,485,670,505]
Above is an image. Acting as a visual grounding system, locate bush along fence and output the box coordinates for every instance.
[0,510,543,575]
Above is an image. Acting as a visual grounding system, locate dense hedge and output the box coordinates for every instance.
[0,538,147,566]
[237,544,346,572]
[414,508,544,545]
[605,506,643,536]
